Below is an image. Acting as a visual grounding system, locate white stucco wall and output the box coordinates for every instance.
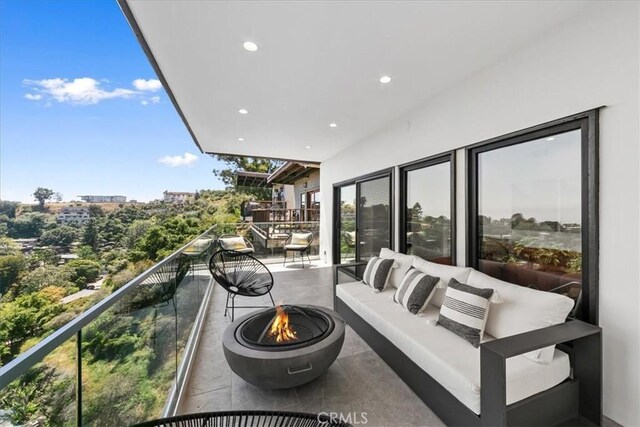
[319,3,640,425]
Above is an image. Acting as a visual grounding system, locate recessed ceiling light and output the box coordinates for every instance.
[379,75,392,84]
[238,108,248,115]
[329,122,337,128]
[243,41,258,52]
[546,137,555,141]
[305,145,311,149]
[238,137,245,142]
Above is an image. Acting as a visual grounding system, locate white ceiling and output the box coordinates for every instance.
[123,0,592,162]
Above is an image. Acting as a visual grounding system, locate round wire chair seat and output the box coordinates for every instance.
[132,410,351,427]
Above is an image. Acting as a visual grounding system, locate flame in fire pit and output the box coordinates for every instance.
[268,305,298,343]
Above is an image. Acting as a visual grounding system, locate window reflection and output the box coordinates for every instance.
[405,161,452,264]
[477,129,582,303]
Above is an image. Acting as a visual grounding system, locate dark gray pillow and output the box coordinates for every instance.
[437,278,494,347]
[393,268,440,314]
[362,256,395,291]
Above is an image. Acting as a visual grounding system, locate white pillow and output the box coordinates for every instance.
[412,257,473,307]
[379,248,415,289]
[466,270,574,364]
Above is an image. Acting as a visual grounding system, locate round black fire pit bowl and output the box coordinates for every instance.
[222,305,345,389]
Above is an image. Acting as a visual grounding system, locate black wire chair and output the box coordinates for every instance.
[282,231,314,268]
[132,411,351,427]
[209,250,275,321]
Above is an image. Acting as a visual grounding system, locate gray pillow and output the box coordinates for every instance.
[362,257,395,291]
[437,278,494,347]
[394,268,440,314]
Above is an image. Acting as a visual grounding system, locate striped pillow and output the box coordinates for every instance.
[362,257,395,291]
[394,268,440,314]
[437,279,494,347]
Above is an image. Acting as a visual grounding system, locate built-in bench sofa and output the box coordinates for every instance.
[333,249,602,426]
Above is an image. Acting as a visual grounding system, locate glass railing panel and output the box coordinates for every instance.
[79,254,207,426]
[0,335,77,426]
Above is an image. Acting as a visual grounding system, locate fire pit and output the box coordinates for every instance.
[222,305,345,389]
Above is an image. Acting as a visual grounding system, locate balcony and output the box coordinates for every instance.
[0,225,442,426]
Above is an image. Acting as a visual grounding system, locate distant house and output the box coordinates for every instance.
[57,207,91,225]
[78,195,127,203]
[163,191,195,203]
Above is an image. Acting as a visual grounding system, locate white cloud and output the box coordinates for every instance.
[150,96,160,103]
[133,78,162,91]
[158,152,199,167]
[24,93,42,100]
[23,77,136,105]
[141,100,149,106]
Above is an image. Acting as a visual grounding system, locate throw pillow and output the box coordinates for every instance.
[221,236,247,251]
[290,233,311,245]
[393,268,441,314]
[437,278,494,347]
[362,257,396,291]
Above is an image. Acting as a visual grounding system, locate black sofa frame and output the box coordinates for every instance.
[333,262,602,426]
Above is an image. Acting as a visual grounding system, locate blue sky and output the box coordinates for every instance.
[0,0,225,203]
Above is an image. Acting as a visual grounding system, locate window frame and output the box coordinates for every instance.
[399,151,456,265]
[466,109,599,324]
[332,168,395,264]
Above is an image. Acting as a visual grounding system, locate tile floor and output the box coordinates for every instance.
[178,264,445,426]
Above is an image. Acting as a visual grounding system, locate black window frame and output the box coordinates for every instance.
[399,151,456,265]
[466,109,599,324]
[332,168,395,265]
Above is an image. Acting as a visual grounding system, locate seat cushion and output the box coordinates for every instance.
[412,258,473,307]
[379,248,416,288]
[466,270,575,364]
[284,244,309,250]
[290,232,312,245]
[336,282,570,414]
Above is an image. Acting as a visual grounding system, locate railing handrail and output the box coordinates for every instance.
[0,225,217,388]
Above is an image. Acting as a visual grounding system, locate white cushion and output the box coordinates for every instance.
[336,281,570,414]
[219,236,247,250]
[466,270,575,364]
[379,248,416,288]
[412,258,473,307]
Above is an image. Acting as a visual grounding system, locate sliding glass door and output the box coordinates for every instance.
[333,170,393,264]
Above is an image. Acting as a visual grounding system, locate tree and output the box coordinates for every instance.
[33,187,55,210]
[52,192,63,203]
[212,155,282,198]
[83,219,100,250]
[14,265,75,297]
[64,259,101,286]
[88,205,104,218]
[0,255,27,295]
[8,212,50,238]
[39,226,78,247]
[136,226,169,260]
[0,200,20,218]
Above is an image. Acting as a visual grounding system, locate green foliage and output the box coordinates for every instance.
[0,364,74,426]
[0,200,20,218]
[82,218,100,250]
[64,259,101,286]
[33,187,55,210]
[8,212,52,238]
[0,291,64,363]
[74,244,99,261]
[0,254,27,295]
[39,225,78,247]
[30,248,60,266]
[13,265,75,297]
[0,236,21,256]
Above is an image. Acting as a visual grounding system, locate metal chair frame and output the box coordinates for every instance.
[209,250,275,321]
[282,231,314,268]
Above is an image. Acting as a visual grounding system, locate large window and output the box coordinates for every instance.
[468,111,598,323]
[400,153,455,265]
[333,170,393,264]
